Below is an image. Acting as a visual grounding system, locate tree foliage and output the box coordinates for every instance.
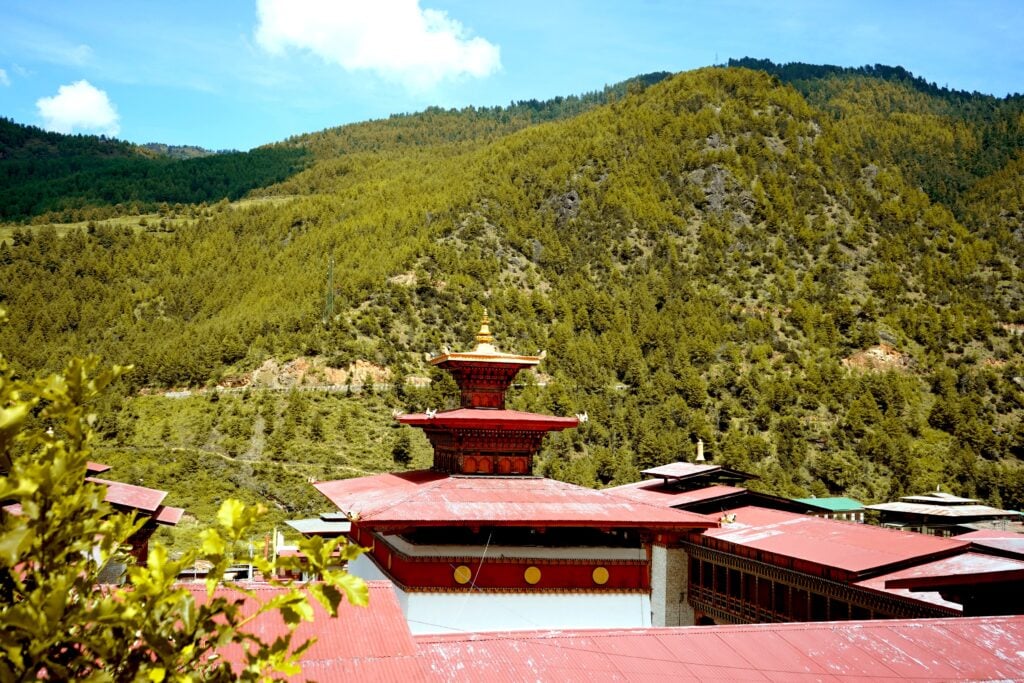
[0,319,368,680]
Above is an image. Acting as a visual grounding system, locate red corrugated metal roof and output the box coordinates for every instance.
[958,528,1024,559]
[874,551,1024,590]
[416,617,1024,682]
[88,477,167,512]
[184,581,424,682]
[704,505,969,578]
[603,481,746,508]
[153,505,184,526]
[315,471,717,530]
[399,407,577,431]
[5,487,179,523]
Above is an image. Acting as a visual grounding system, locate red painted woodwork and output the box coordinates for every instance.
[362,532,649,593]
[436,361,526,409]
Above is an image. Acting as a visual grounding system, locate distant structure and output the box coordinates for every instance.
[867,490,1022,536]
[606,461,816,516]
[1,460,185,582]
[604,465,1024,623]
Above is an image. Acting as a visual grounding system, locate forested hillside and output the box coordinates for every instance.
[0,118,309,221]
[2,64,1022,542]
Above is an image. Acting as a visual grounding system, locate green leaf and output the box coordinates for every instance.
[0,403,30,435]
[333,573,369,608]
[308,583,344,616]
[217,499,247,532]
[0,526,33,565]
[200,529,226,558]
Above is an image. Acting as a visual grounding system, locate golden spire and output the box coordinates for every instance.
[475,308,494,345]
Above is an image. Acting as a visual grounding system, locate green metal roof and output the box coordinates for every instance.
[793,496,865,512]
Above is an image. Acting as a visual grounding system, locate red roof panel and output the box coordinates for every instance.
[704,505,969,578]
[315,471,717,530]
[86,461,112,474]
[863,551,1024,592]
[957,528,1024,559]
[88,477,167,513]
[603,481,746,508]
[153,505,184,526]
[184,581,424,682]
[416,617,1024,682]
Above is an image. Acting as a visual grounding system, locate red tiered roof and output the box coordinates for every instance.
[396,311,577,475]
[427,310,540,410]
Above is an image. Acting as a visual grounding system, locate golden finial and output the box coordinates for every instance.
[475,308,494,345]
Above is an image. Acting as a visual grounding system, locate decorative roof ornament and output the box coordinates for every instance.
[475,308,494,347]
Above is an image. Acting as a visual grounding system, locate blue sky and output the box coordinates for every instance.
[1,1,1022,151]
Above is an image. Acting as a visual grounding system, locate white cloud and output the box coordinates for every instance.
[254,0,501,91]
[36,80,120,136]
[0,68,9,86]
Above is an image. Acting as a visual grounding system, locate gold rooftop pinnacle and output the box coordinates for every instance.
[475,309,494,347]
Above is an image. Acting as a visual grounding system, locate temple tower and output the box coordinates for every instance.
[398,311,577,475]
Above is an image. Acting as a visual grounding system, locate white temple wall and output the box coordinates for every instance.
[403,591,652,635]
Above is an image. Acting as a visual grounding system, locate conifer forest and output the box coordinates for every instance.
[2,62,1023,546]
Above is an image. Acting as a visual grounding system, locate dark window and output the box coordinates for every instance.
[773,581,788,614]
[700,561,713,589]
[758,579,773,610]
[811,593,827,621]
[792,589,809,621]
[744,573,757,604]
[714,565,727,594]
[727,569,741,598]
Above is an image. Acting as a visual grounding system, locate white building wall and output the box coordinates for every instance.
[348,544,653,634]
[404,591,651,635]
